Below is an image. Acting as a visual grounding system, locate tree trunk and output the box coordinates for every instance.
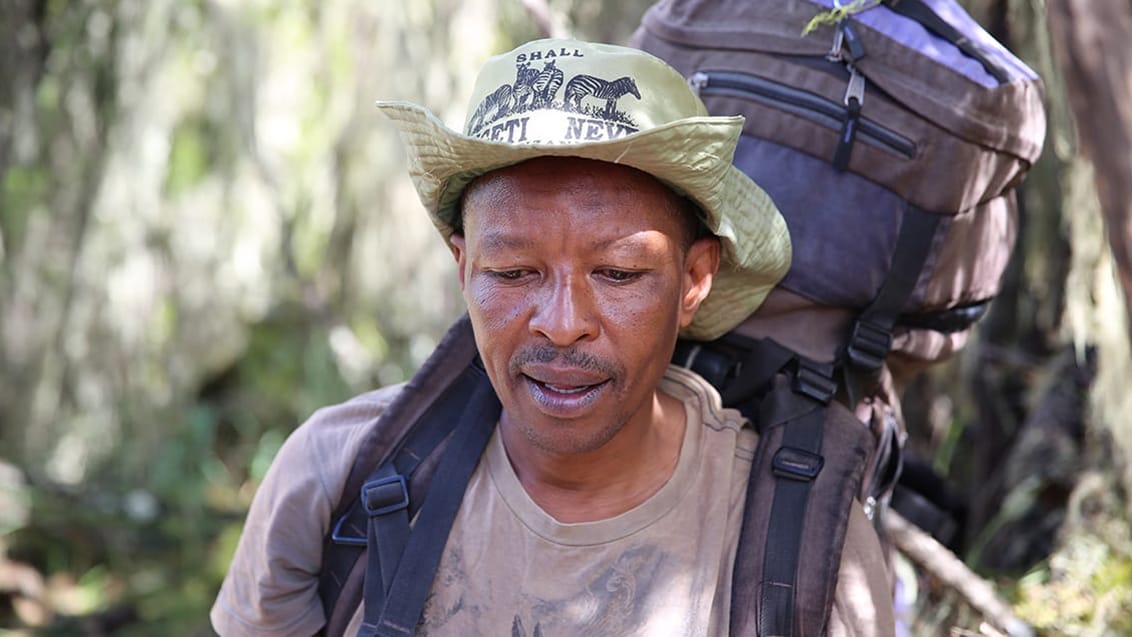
[1046,0,1132,332]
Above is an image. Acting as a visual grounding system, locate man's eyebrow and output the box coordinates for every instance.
[477,232,535,252]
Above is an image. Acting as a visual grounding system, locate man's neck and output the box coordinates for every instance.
[499,389,687,524]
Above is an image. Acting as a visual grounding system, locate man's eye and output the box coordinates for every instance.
[598,269,642,283]
[491,269,530,281]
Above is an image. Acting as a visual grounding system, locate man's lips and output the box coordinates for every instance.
[521,366,609,391]
[525,376,607,393]
[539,382,596,394]
[519,366,611,415]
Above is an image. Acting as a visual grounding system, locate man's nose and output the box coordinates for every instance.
[529,275,599,347]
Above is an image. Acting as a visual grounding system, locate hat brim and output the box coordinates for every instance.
[377,100,791,341]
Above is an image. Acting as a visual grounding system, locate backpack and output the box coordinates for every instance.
[630,0,1045,631]
[631,0,1044,373]
[316,1,1046,634]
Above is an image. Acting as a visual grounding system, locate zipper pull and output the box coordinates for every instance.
[688,72,709,97]
[826,25,845,62]
[833,65,866,171]
[826,18,867,63]
[844,63,866,108]
[841,20,866,62]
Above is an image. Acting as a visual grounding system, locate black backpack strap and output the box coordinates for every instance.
[758,371,828,636]
[319,315,481,636]
[359,375,500,637]
[881,0,1013,83]
[843,204,941,404]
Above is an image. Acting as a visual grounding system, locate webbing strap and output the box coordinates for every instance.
[322,359,484,637]
[757,376,829,636]
[844,204,941,403]
[882,0,1012,84]
[360,469,410,597]
[357,379,500,637]
[320,316,479,636]
[720,339,799,409]
[328,384,473,548]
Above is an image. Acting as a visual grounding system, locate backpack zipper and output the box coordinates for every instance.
[688,69,916,165]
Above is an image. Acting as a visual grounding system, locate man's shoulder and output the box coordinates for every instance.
[209,382,411,637]
[281,382,410,502]
[296,383,408,443]
[307,382,407,425]
[661,365,749,427]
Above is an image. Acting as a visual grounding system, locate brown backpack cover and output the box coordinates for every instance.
[632,0,1046,634]
[630,0,1046,371]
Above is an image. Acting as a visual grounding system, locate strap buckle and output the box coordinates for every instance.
[329,505,367,546]
[846,318,893,372]
[362,475,410,517]
[772,446,825,482]
[328,475,410,546]
[791,359,838,404]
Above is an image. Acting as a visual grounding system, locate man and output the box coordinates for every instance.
[211,38,894,636]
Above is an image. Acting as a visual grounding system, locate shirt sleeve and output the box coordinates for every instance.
[828,502,897,637]
[210,385,404,637]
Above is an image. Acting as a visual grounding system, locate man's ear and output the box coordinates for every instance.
[449,233,468,292]
[678,236,721,329]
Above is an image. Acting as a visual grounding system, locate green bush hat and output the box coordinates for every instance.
[377,38,791,341]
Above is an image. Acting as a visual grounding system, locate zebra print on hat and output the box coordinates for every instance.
[467,55,643,144]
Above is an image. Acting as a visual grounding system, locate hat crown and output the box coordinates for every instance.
[462,39,709,145]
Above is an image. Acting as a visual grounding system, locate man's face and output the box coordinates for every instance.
[449,157,719,457]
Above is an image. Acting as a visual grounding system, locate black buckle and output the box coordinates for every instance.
[362,475,410,516]
[846,318,893,372]
[791,360,837,404]
[329,505,367,546]
[773,447,824,482]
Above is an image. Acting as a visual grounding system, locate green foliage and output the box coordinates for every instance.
[2,311,360,633]
[1015,547,1132,635]
[0,166,48,256]
[164,119,212,196]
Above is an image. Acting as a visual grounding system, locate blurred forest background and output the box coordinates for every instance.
[1,0,1130,635]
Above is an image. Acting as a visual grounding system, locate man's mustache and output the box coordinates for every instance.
[510,345,621,379]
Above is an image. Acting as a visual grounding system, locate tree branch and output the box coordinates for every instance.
[521,0,570,39]
[885,511,1034,637]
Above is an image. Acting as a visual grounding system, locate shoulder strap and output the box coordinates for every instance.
[674,338,876,636]
[319,315,482,636]
[729,369,874,637]
[843,204,941,404]
[359,374,500,637]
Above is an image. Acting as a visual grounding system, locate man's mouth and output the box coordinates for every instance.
[521,373,610,416]
[540,381,598,394]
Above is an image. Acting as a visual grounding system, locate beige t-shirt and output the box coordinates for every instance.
[211,366,894,637]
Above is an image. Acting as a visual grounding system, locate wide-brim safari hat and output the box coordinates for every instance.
[377,38,791,341]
